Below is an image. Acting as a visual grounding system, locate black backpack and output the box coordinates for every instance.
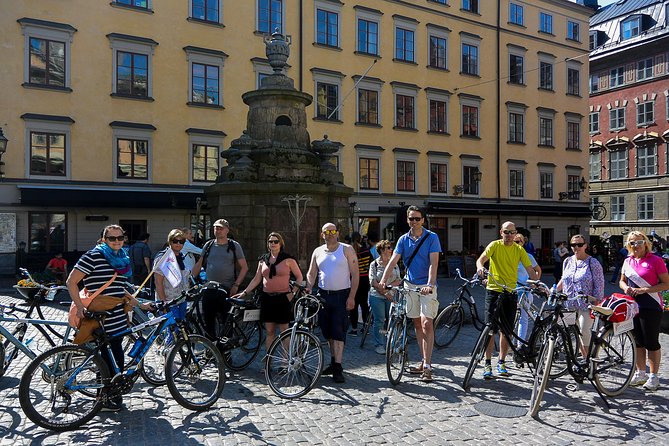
[201,238,238,280]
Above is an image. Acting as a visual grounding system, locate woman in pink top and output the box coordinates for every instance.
[235,232,303,352]
[619,231,669,391]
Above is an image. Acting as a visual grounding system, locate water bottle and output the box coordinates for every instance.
[128,336,146,358]
[199,269,207,282]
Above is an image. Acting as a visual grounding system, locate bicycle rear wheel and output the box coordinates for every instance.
[593,328,635,397]
[434,304,464,348]
[462,325,490,391]
[529,337,555,418]
[19,345,107,431]
[386,318,407,385]
[223,320,262,371]
[165,335,226,411]
[359,312,374,348]
[265,329,324,399]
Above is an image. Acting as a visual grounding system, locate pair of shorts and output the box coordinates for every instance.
[317,288,350,342]
[260,291,292,324]
[405,282,439,319]
[633,306,662,351]
[484,289,517,334]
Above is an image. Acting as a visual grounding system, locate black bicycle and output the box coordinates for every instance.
[433,268,485,348]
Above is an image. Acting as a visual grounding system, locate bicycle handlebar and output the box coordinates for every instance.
[455,268,482,287]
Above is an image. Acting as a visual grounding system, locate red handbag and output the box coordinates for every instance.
[596,293,639,323]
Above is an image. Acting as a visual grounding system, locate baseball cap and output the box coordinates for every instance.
[213,219,229,228]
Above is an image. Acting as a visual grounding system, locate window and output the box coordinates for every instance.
[429,36,447,69]
[540,171,553,199]
[252,59,274,89]
[567,21,580,41]
[316,8,339,47]
[462,43,479,75]
[589,74,599,94]
[509,3,523,26]
[589,31,597,50]
[611,196,625,221]
[539,61,553,90]
[509,169,524,197]
[609,149,628,179]
[397,160,416,192]
[117,138,148,179]
[567,122,580,150]
[509,112,524,143]
[621,17,640,40]
[357,18,379,55]
[637,58,653,81]
[29,213,66,253]
[637,101,654,126]
[589,112,599,134]
[19,18,76,90]
[358,89,379,125]
[540,12,553,34]
[610,66,624,88]
[638,194,654,220]
[509,54,524,84]
[590,151,601,180]
[258,0,283,34]
[192,144,219,182]
[116,0,148,8]
[395,95,415,129]
[108,33,156,99]
[191,0,220,23]
[567,68,580,95]
[637,144,657,177]
[359,157,380,190]
[539,117,553,146]
[395,27,415,62]
[431,163,448,193]
[567,174,580,199]
[462,105,479,137]
[316,82,339,120]
[463,165,480,194]
[429,100,448,133]
[185,46,226,107]
[30,132,65,176]
[610,107,625,130]
[462,0,479,13]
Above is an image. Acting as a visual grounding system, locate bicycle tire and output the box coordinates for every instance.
[140,328,182,386]
[462,325,490,391]
[593,327,636,397]
[265,329,324,399]
[2,323,27,374]
[529,337,555,418]
[359,312,374,348]
[165,335,226,411]
[529,321,575,379]
[19,344,108,431]
[386,318,407,386]
[223,319,262,371]
[434,304,464,348]
[0,343,5,378]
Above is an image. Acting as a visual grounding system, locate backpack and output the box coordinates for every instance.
[201,238,238,280]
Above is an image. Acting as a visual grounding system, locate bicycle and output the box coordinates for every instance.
[264,283,325,398]
[384,282,422,385]
[18,292,226,431]
[433,268,485,349]
[528,296,636,417]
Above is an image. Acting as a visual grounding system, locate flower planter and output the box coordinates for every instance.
[13,285,40,300]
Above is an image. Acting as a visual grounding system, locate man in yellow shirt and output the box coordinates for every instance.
[476,221,537,379]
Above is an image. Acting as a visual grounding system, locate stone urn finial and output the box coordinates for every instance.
[264,28,291,74]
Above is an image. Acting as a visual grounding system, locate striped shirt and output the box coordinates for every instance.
[74,249,129,336]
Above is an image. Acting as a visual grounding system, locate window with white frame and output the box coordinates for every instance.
[637,143,657,177]
[394,17,417,63]
[567,21,580,41]
[538,52,555,90]
[23,114,72,178]
[112,124,154,181]
[315,1,341,47]
[356,7,380,56]
[115,0,150,9]
[637,58,653,81]
[392,83,418,129]
[461,33,480,76]
[427,25,449,70]
[460,95,481,137]
[610,107,625,130]
[430,160,449,194]
[540,12,553,34]
[313,69,343,121]
[590,151,601,180]
[188,130,224,183]
[507,102,526,143]
[589,74,599,93]
[589,112,599,134]
[355,77,382,125]
[611,196,625,221]
[190,0,222,23]
[609,149,628,179]
[185,47,226,106]
[509,166,524,197]
[359,157,380,190]
[638,194,654,220]
[621,16,640,40]
[567,173,581,199]
[567,120,580,150]
[589,31,597,50]
[637,101,654,126]
[252,59,274,89]
[509,49,525,85]
[19,18,76,90]
[257,0,283,34]
[462,164,480,195]
[426,88,450,134]
[538,109,554,146]
[396,157,417,192]
[539,168,553,199]
[509,3,523,26]
[567,61,581,95]
[108,33,156,99]
[610,66,624,88]
[462,0,479,14]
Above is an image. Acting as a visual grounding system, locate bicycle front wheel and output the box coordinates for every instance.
[141,328,182,386]
[386,318,407,385]
[359,312,374,348]
[19,345,108,431]
[462,325,490,391]
[593,328,636,397]
[265,329,324,399]
[165,335,226,411]
[434,304,464,348]
[529,337,555,418]
[224,320,262,371]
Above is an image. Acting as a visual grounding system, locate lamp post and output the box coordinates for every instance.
[0,127,8,178]
[348,201,358,237]
[282,194,312,264]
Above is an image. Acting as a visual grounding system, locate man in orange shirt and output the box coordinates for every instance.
[46,252,68,283]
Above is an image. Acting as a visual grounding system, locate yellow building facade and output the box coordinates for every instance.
[0,0,593,271]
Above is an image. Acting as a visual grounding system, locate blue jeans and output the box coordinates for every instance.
[369,294,391,348]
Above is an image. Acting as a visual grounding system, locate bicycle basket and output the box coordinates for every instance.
[596,293,639,323]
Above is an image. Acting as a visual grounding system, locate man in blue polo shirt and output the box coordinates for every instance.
[380,205,441,382]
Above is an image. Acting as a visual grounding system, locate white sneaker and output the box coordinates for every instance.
[643,375,660,391]
[375,345,386,355]
[630,370,648,386]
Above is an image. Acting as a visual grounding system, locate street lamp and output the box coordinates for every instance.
[578,177,588,191]
[0,127,8,178]
[348,201,358,236]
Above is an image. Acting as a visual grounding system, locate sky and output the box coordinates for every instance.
[598,0,617,6]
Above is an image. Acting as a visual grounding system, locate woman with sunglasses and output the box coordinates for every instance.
[235,232,303,354]
[154,229,191,308]
[619,231,669,391]
[557,234,605,357]
[368,240,401,354]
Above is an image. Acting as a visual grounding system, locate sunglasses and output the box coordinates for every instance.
[570,243,585,248]
[629,240,646,247]
[408,217,423,222]
[171,239,186,245]
[323,229,338,235]
[268,240,280,244]
[514,240,523,244]
[502,230,517,235]
[105,235,125,242]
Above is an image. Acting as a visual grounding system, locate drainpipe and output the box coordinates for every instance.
[496,0,502,227]
[299,0,304,91]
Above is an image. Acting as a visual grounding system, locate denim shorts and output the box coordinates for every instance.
[318,288,350,342]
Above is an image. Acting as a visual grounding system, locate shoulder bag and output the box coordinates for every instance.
[68,273,118,328]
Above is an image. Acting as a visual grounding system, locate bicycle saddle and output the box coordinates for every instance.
[590,305,614,316]
[228,297,256,308]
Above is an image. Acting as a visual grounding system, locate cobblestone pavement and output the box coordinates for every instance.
[1,276,668,445]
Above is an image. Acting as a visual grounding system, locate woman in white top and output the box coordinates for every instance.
[368,240,401,354]
[154,229,190,308]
